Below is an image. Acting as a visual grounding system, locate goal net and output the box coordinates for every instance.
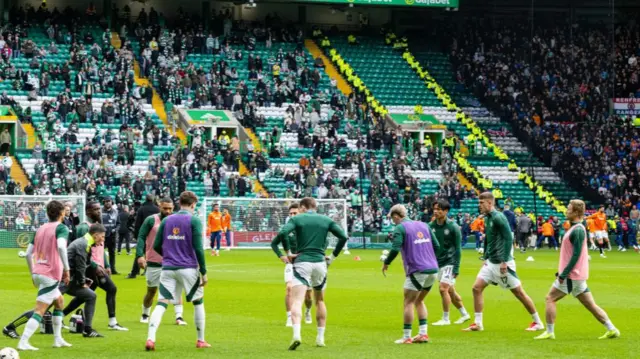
[199,197,348,249]
[0,195,86,249]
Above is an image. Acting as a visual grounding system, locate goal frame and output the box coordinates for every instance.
[0,194,86,248]
[200,197,348,250]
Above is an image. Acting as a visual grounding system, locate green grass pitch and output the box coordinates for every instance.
[0,249,638,358]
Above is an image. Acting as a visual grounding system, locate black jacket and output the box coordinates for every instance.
[134,201,159,239]
[118,210,130,235]
[67,235,94,287]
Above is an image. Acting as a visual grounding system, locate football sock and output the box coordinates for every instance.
[474,312,483,326]
[142,305,151,316]
[604,320,616,331]
[9,310,33,329]
[109,317,117,326]
[292,324,301,340]
[599,243,604,254]
[459,307,469,316]
[174,304,184,319]
[286,311,291,318]
[443,312,450,321]
[419,319,427,335]
[532,312,542,325]
[403,324,411,339]
[148,303,167,341]
[317,327,325,340]
[20,313,41,343]
[53,310,63,340]
[546,323,554,334]
[194,302,205,341]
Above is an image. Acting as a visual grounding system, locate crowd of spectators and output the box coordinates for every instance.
[435,16,640,216]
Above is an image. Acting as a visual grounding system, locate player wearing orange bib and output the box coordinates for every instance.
[588,206,609,257]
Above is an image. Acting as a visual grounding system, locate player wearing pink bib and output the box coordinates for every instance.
[535,199,620,340]
[137,198,186,325]
[18,201,71,351]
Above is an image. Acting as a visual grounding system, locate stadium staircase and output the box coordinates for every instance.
[22,123,36,148]
[318,38,482,218]
[408,44,585,208]
[304,39,352,96]
[4,156,29,189]
[328,35,563,218]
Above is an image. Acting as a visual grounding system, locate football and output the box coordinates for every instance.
[381,250,389,256]
[478,248,484,254]
[0,347,19,359]
[380,254,388,262]
[17,251,26,258]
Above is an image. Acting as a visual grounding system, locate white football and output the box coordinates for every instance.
[17,251,26,258]
[0,347,19,359]
[380,255,388,262]
[382,250,390,256]
[478,248,484,254]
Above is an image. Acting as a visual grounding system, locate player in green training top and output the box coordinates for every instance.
[429,200,471,326]
[270,197,349,351]
[534,200,620,340]
[275,203,314,327]
[463,192,544,333]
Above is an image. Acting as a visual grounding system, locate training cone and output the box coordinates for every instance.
[526,256,534,262]
[354,256,361,261]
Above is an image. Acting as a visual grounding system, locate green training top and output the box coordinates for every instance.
[153,210,206,275]
[75,220,109,269]
[384,218,441,274]
[271,211,348,263]
[559,222,586,280]
[484,209,514,264]
[136,215,162,267]
[430,218,462,274]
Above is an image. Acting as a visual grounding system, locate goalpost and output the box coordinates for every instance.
[0,195,86,249]
[199,197,349,250]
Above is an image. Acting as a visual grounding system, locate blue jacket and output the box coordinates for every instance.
[503,210,517,231]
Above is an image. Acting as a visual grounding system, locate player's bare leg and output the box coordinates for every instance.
[411,289,430,343]
[463,278,488,331]
[142,287,185,325]
[449,286,470,323]
[285,283,293,327]
[510,285,544,331]
[288,284,307,350]
[576,292,620,339]
[433,282,453,325]
[304,289,313,324]
[534,287,565,340]
[141,287,158,323]
[598,239,606,258]
[313,289,326,346]
[396,289,420,344]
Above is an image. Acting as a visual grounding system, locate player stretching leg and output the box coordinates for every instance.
[271,197,348,350]
[463,192,544,333]
[145,192,210,351]
[382,204,440,344]
[282,203,313,327]
[137,197,187,325]
[535,200,620,340]
[429,200,470,326]
[18,200,72,351]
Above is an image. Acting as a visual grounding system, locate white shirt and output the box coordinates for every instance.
[2,156,12,168]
